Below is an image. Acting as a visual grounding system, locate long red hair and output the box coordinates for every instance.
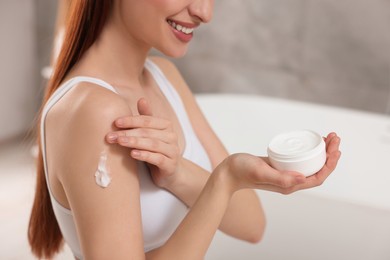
[28,1,113,258]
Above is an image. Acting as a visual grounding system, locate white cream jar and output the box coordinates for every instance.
[267,130,326,177]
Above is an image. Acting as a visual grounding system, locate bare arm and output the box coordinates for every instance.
[55,85,145,259]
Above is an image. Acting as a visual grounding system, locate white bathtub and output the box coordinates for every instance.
[198,94,390,260]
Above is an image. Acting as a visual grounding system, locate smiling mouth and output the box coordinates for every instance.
[167,19,195,35]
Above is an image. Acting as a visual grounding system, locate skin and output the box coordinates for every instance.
[45,0,341,259]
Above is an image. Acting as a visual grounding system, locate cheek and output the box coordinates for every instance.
[147,0,187,14]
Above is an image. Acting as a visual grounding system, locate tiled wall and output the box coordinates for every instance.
[173,0,390,114]
[37,0,390,114]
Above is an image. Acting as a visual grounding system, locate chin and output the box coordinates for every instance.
[167,51,187,58]
[157,44,189,58]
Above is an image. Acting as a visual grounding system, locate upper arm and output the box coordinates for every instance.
[149,56,228,169]
[57,86,145,259]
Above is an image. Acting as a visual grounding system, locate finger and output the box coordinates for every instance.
[137,97,153,116]
[117,136,179,159]
[325,132,334,143]
[323,149,342,174]
[256,174,306,190]
[295,149,341,190]
[109,128,176,144]
[326,135,341,155]
[114,115,171,130]
[247,157,304,188]
[253,164,306,188]
[323,132,337,147]
[131,150,174,172]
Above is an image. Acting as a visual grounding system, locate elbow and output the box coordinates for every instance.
[246,217,266,244]
[247,224,266,244]
[248,232,264,244]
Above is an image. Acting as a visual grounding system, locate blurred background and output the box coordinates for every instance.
[0,0,389,259]
[2,0,390,143]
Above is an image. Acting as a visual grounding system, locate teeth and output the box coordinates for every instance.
[167,20,194,35]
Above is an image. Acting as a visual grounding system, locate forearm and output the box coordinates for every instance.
[165,158,265,242]
[221,189,265,242]
[146,165,233,260]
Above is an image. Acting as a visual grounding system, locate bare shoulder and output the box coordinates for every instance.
[48,81,131,139]
[64,81,131,123]
[46,81,134,177]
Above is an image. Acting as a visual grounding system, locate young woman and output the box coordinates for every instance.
[28,1,341,259]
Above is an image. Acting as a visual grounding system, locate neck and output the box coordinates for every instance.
[77,16,152,88]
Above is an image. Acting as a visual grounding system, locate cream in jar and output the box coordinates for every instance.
[267,130,326,177]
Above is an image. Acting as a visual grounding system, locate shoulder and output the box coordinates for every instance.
[49,80,131,134]
[69,81,131,121]
[46,81,133,172]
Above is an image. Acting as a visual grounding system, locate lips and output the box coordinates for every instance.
[167,19,197,43]
[167,19,195,35]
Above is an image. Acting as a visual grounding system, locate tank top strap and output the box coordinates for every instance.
[144,60,181,109]
[42,76,118,119]
[144,59,190,133]
[144,59,195,157]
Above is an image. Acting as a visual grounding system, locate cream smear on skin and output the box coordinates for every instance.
[94,151,112,188]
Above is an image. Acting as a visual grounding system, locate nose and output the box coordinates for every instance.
[188,0,214,23]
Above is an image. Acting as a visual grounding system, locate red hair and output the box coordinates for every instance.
[28,1,113,258]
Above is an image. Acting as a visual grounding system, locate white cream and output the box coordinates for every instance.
[267,130,326,177]
[94,151,112,188]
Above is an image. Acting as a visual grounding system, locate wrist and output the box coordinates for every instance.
[209,158,238,197]
[161,157,187,192]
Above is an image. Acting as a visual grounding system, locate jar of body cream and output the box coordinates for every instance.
[267,130,326,177]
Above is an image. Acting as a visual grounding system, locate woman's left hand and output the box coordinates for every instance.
[105,98,181,188]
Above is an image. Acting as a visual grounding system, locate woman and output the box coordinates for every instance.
[28,1,341,259]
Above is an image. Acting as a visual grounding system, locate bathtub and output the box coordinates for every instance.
[197,94,390,260]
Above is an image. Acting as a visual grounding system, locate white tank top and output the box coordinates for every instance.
[40,59,212,259]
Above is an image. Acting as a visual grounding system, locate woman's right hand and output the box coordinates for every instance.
[222,132,341,194]
[106,98,183,189]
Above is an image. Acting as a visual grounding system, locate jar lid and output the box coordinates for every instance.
[267,130,325,160]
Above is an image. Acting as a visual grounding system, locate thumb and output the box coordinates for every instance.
[137,97,153,116]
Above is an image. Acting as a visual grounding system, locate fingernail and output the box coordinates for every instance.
[132,150,141,157]
[107,133,118,142]
[116,119,124,126]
